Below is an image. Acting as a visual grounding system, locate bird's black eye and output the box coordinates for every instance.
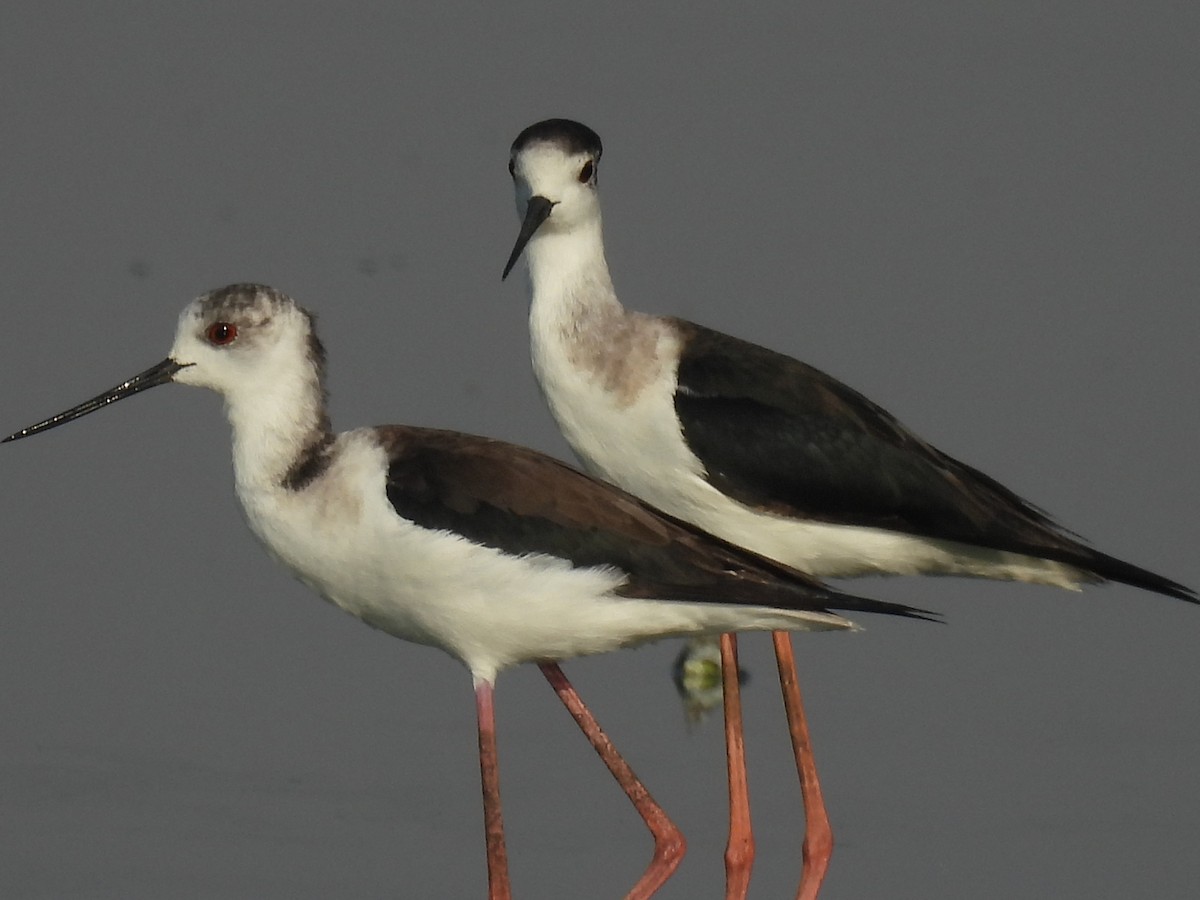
[578,160,595,183]
[206,322,238,346]
[508,159,516,177]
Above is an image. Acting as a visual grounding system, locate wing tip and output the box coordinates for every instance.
[827,590,944,624]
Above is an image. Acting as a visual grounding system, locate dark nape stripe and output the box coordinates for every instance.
[282,433,336,491]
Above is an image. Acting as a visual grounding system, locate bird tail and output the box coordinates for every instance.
[1079,550,1197,604]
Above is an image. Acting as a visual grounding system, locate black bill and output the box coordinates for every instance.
[4,358,187,443]
[501,195,556,281]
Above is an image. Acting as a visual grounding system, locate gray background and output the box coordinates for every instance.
[1,3,1197,898]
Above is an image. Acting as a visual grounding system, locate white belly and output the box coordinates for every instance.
[235,431,853,684]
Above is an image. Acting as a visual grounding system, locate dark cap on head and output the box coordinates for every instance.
[198,283,290,316]
[511,119,603,158]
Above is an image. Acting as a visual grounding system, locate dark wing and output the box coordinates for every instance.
[378,425,934,621]
[671,319,1196,602]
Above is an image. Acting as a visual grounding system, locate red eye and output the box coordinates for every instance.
[206,322,238,345]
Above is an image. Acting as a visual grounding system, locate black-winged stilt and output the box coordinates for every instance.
[501,117,1196,900]
[4,283,933,899]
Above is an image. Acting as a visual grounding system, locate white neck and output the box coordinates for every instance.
[525,216,623,326]
[224,369,331,494]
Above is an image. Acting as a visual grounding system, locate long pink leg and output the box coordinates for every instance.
[772,631,833,900]
[539,662,686,900]
[474,679,512,900]
[720,633,754,899]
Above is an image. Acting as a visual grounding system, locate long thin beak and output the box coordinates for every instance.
[501,195,556,281]
[3,358,187,443]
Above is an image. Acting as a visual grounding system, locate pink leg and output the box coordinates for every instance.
[720,633,755,899]
[772,631,833,900]
[539,662,686,900]
[475,680,512,900]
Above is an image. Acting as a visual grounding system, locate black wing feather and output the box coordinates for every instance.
[671,318,1195,603]
[379,425,935,621]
